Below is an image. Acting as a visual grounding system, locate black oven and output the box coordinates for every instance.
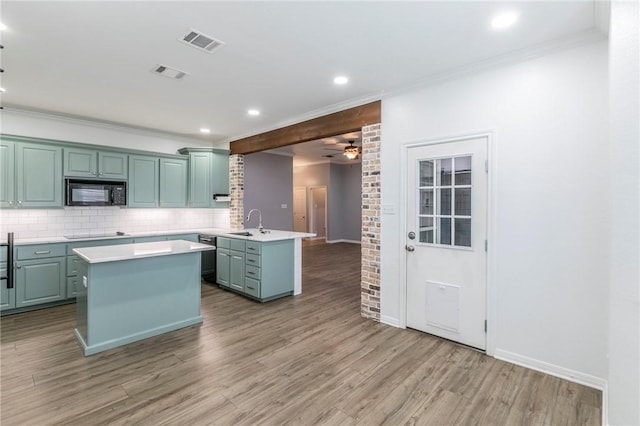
[198,234,217,283]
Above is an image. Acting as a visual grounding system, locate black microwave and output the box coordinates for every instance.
[65,179,127,206]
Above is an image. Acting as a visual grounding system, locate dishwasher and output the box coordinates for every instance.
[198,234,217,283]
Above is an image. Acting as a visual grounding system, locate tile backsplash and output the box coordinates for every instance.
[0,207,230,239]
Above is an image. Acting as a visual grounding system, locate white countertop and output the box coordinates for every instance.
[73,240,215,264]
[4,228,315,245]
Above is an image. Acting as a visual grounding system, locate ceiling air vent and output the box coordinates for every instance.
[179,29,225,53]
[152,64,188,80]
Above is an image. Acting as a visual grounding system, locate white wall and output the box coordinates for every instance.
[381,41,609,383]
[608,1,640,424]
[1,109,218,154]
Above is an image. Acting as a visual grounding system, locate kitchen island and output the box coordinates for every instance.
[73,240,215,356]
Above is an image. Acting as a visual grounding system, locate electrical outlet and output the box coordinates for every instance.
[281,204,287,208]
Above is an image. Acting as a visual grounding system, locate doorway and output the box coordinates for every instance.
[293,187,307,232]
[405,136,488,350]
[309,186,327,239]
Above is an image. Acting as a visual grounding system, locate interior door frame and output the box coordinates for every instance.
[399,130,497,356]
[293,186,308,233]
[308,185,328,239]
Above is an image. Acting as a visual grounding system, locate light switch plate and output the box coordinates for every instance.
[281,204,287,208]
[381,204,396,215]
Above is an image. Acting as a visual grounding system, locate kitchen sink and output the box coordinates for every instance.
[228,231,253,236]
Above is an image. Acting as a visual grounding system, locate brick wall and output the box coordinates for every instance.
[361,123,381,321]
[229,154,245,230]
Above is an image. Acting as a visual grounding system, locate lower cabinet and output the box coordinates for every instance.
[0,262,15,310]
[15,257,66,308]
[216,236,294,302]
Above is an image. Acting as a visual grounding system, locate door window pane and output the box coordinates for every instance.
[437,217,452,245]
[454,218,471,247]
[419,216,434,243]
[436,158,452,186]
[454,156,472,185]
[420,189,434,215]
[437,188,451,215]
[420,160,434,187]
[454,188,471,216]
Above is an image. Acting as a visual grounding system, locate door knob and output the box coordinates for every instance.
[405,245,415,252]
[408,231,416,240]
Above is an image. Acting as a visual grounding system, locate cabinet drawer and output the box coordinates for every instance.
[67,255,79,277]
[245,241,261,254]
[245,265,260,280]
[1,246,7,263]
[66,276,83,299]
[17,244,66,260]
[245,277,261,298]
[230,239,246,252]
[217,237,230,249]
[245,253,261,267]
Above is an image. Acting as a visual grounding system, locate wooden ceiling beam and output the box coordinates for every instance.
[229,100,381,155]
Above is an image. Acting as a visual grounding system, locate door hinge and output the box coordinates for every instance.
[484,320,487,333]
[485,160,488,173]
[484,240,488,252]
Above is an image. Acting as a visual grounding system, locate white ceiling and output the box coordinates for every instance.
[1,1,599,147]
[265,132,363,166]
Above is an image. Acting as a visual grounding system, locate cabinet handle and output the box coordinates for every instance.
[247,271,255,276]
[248,247,256,251]
[8,201,13,206]
[15,263,21,269]
[34,250,51,255]
[247,286,255,290]
[247,259,255,263]
[99,171,104,176]
[18,200,23,206]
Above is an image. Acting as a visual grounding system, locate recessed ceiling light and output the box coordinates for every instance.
[334,76,349,85]
[200,128,211,134]
[0,23,7,32]
[247,109,260,116]
[491,12,518,29]
[0,87,5,93]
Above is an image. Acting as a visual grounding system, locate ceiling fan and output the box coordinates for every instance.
[322,140,361,160]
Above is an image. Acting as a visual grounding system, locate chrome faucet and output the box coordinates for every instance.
[246,209,265,233]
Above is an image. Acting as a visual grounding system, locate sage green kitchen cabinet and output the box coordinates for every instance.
[128,155,159,208]
[178,147,230,208]
[159,158,188,208]
[210,151,230,208]
[133,236,167,243]
[0,140,15,209]
[1,141,63,209]
[15,243,67,308]
[216,236,294,302]
[188,152,212,208]
[64,148,128,179]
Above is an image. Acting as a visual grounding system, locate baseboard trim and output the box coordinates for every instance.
[380,315,401,328]
[326,239,361,244]
[494,349,607,391]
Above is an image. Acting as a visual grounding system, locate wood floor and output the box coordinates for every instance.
[1,242,601,425]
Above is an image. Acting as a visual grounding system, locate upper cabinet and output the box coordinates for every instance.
[64,148,128,179]
[159,158,188,208]
[128,155,159,208]
[1,139,63,208]
[178,147,230,208]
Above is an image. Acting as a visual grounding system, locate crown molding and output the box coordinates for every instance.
[594,0,610,36]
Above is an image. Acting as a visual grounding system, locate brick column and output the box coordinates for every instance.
[361,123,381,321]
[229,154,244,230]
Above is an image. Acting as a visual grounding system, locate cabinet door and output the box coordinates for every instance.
[0,262,16,310]
[128,155,159,208]
[0,140,15,208]
[216,249,230,287]
[15,257,66,307]
[64,147,98,177]
[98,152,128,179]
[16,143,63,208]
[160,158,188,207]
[229,251,245,292]
[188,152,212,207]
[211,152,229,208]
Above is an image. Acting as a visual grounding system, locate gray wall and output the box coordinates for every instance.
[244,152,293,231]
[294,162,361,242]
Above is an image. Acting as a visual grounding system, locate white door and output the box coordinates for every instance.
[293,187,307,232]
[309,186,327,238]
[406,137,488,350]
